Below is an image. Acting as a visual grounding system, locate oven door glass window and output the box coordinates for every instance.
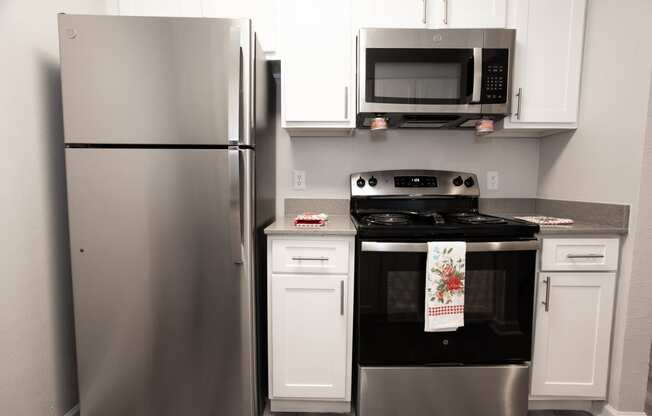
[357,248,536,365]
[365,48,475,105]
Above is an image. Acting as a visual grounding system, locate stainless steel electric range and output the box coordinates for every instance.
[350,170,539,416]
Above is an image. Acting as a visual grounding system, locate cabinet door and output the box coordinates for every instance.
[531,273,615,397]
[202,0,279,56]
[353,0,428,29]
[118,0,202,16]
[509,0,587,123]
[201,0,252,18]
[271,275,348,399]
[429,0,506,28]
[280,0,353,126]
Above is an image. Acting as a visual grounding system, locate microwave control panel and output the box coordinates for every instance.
[481,49,509,104]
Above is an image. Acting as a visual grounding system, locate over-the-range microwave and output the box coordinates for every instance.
[357,28,515,129]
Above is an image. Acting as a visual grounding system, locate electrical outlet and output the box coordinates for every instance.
[293,170,306,190]
[487,171,499,191]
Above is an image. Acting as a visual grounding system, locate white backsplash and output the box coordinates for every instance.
[275,120,541,216]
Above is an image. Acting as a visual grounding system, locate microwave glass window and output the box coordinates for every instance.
[374,62,462,100]
[366,48,475,105]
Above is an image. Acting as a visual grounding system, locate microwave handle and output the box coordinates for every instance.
[472,48,483,103]
[361,240,540,253]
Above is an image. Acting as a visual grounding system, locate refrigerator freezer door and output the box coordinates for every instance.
[65,148,256,416]
[58,15,251,145]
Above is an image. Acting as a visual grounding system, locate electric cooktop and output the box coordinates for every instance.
[350,170,539,240]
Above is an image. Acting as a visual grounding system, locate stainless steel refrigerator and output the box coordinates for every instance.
[58,14,275,416]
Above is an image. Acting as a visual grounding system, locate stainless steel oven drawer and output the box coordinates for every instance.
[358,365,529,416]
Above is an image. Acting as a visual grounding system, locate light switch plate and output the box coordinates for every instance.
[487,171,499,190]
[293,170,306,190]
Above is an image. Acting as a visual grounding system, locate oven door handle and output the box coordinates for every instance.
[360,241,540,253]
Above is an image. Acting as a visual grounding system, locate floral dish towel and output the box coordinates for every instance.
[425,241,466,332]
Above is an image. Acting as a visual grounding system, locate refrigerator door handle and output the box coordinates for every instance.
[228,25,242,145]
[229,147,243,264]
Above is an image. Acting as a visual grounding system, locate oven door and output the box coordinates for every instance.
[358,29,483,114]
[357,240,537,366]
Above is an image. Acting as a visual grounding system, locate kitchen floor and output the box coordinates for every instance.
[264,407,594,416]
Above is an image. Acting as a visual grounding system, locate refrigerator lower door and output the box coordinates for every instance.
[65,148,256,416]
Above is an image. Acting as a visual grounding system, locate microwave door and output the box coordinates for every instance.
[360,47,482,114]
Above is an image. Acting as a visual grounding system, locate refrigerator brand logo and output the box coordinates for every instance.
[433,34,443,42]
[65,28,77,39]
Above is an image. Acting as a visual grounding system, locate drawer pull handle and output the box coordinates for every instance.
[542,276,551,312]
[566,253,605,259]
[340,280,344,316]
[291,256,329,261]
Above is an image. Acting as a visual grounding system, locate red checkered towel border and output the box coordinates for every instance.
[427,305,465,316]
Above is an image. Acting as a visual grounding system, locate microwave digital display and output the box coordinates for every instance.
[394,176,438,188]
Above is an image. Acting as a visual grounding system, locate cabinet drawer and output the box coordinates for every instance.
[541,238,619,271]
[271,238,350,274]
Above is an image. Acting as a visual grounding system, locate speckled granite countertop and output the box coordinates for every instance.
[537,222,628,235]
[264,215,357,236]
[501,214,628,236]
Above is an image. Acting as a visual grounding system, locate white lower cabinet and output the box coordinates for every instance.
[531,237,619,399]
[271,275,348,398]
[268,235,354,413]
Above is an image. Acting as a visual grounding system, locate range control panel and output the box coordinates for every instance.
[351,170,480,198]
[481,49,509,104]
[394,176,438,188]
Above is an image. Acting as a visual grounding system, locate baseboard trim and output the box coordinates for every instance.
[63,404,79,416]
[600,404,647,416]
[270,398,350,413]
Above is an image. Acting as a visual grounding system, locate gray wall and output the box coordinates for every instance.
[275,126,540,217]
[614,77,652,413]
[0,1,106,415]
[537,0,652,412]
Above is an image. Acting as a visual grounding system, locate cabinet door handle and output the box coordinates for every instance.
[566,253,605,259]
[542,276,551,312]
[422,0,428,24]
[291,256,329,261]
[344,86,349,119]
[515,87,523,120]
[340,280,345,316]
[443,0,448,25]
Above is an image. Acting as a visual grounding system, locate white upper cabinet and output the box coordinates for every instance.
[494,0,587,136]
[118,0,280,57]
[353,0,428,29]
[429,0,507,28]
[201,0,279,56]
[118,0,202,17]
[280,0,354,133]
[201,0,251,18]
[353,0,506,30]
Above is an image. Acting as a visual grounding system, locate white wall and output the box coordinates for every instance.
[0,1,107,415]
[616,75,652,415]
[537,0,652,412]
[275,125,540,215]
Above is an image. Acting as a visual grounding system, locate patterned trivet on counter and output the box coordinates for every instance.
[515,216,574,225]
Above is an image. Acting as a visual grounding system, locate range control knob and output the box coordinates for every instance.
[356,176,366,188]
[464,176,475,187]
[368,176,378,187]
[453,176,464,186]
